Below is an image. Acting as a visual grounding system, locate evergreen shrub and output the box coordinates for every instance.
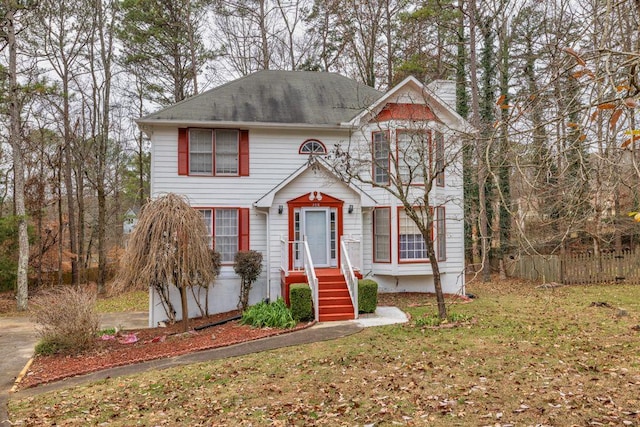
[289,283,313,321]
[358,279,378,313]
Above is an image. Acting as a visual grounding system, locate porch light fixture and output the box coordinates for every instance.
[278,205,284,214]
[348,205,354,214]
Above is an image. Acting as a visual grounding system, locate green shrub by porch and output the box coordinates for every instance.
[358,279,378,313]
[289,283,313,321]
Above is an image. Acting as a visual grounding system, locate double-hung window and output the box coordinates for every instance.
[398,208,427,261]
[214,130,239,175]
[198,208,249,263]
[372,131,390,185]
[200,209,214,248]
[397,130,427,184]
[189,129,214,175]
[189,129,239,175]
[436,206,446,261]
[179,128,248,176]
[373,207,391,263]
[215,209,239,262]
[434,131,445,187]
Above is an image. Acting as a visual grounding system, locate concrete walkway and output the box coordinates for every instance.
[1,307,407,426]
[0,312,151,426]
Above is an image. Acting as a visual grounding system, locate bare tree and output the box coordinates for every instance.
[1,0,33,310]
[274,0,312,70]
[212,0,278,74]
[115,193,216,331]
[332,0,389,88]
[330,95,468,319]
[29,0,92,286]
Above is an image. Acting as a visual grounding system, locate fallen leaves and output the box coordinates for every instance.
[9,282,640,426]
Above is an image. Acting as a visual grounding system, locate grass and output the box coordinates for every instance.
[1,288,147,316]
[95,290,148,313]
[9,279,640,426]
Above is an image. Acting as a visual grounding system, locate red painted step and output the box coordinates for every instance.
[319,288,350,298]
[317,274,355,322]
[319,312,355,322]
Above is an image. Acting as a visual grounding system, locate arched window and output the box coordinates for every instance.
[299,139,327,155]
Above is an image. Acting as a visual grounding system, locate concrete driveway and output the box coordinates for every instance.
[0,316,37,427]
[0,312,148,426]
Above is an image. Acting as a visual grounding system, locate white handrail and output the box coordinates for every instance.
[340,237,359,319]
[279,236,288,276]
[301,239,319,322]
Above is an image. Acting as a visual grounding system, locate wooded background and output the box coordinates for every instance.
[1,0,640,306]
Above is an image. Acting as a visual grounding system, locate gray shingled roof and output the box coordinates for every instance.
[139,71,383,126]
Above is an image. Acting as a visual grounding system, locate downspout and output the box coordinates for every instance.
[256,209,271,302]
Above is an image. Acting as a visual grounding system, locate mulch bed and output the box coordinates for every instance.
[21,310,313,389]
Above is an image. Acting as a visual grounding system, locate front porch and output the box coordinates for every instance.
[281,268,363,322]
[280,236,362,322]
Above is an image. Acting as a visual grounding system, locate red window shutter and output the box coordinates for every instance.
[239,208,250,250]
[239,130,249,176]
[178,128,188,175]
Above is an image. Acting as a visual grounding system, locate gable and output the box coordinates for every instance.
[254,159,378,208]
[375,103,437,122]
[350,76,473,133]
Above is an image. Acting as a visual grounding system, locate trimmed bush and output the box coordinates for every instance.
[240,298,296,329]
[30,286,100,355]
[234,250,263,311]
[358,279,378,313]
[289,283,313,321]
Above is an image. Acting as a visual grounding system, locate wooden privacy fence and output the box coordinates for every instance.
[506,249,640,285]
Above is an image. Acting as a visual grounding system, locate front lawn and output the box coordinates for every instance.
[10,279,640,426]
[0,289,148,317]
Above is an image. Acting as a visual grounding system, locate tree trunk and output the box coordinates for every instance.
[180,285,189,332]
[422,217,446,319]
[137,130,146,207]
[259,0,270,70]
[76,165,87,282]
[63,75,78,285]
[93,0,114,294]
[467,0,490,282]
[57,156,64,285]
[7,6,30,311]
[185,0,199,94]
[97,185,107,293]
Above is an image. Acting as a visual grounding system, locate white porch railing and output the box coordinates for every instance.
[280,236,288,275]
[302,239,319,322]
[340,236,360,319]
[343,236,362,272]
[280,236,319,321]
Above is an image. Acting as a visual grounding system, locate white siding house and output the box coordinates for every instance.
[138,71,471,326]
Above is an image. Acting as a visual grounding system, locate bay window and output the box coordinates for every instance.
[398,208,427,261]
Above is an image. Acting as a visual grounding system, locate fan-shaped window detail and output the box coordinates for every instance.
[299,139,327,155]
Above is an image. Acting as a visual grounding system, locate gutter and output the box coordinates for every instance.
[136,119,352,131]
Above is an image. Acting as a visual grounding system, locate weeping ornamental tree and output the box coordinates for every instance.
[116,193,215,331]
